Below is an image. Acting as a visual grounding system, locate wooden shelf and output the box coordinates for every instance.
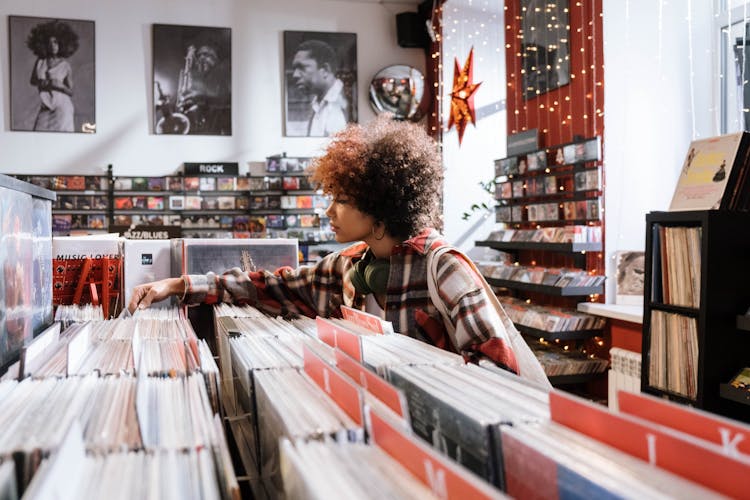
[647,302,700,317]
[484,277,603,296]
[476,240,601,253]
[642,385,697,406]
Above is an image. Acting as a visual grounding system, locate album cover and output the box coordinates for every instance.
[169,196,184,210]
[217,177,235,191]
[669,132,750,211]
[147,196,164,210]
[114,178,133,191]
[168,176,183,191]
[132,177,149,191]
[248,177,266,190]
[185,196,202,210]
[133,196,147,209]
[235,196,249,210]
[217,196,235,210]
[236,177,250,190]
[114,197,133,210]
[199,177,217,191]
[148,177,166,191]
[184,177,200,191]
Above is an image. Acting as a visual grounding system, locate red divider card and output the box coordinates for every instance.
[550,391,750,498]
[303,344,363,425]
[340,305,391,334]
[367,407,505,500]
[315,317,363,361]
[315,317,338,347]
[335,349,407,419]
[618,390,750,457]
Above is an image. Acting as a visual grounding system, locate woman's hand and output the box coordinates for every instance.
[128,277,186,313]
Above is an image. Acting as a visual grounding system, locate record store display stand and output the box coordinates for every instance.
[643,210,750,422]
[478,137,607,388]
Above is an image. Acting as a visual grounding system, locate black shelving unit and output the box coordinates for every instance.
[642,210,750,422]
[485,277,602,296]
[515,323,601,341]
[476,239,601,253]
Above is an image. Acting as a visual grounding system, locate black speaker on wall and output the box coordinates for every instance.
[396,11,428,49]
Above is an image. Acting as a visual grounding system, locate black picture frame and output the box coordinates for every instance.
[521,0,570,100]
[283,30,357,137]
[152,24,232,136]
[8,15,96,133]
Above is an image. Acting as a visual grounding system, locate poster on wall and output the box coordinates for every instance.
[8,15,96,133]
[283,30,357,137]
[152,24,231,136]
[520,0,570,100]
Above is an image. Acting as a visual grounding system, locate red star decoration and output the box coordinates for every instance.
[448,47,482,145]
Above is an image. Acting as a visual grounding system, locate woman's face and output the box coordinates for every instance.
[48,36,59,56]
[325,194,375,243]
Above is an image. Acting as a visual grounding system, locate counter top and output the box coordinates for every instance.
[577,302,643,324]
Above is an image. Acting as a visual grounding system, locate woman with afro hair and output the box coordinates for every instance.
[26,19,79,131]
[130,115,535,377]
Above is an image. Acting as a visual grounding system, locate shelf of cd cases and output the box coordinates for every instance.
[515,324,602,341]
[476,239,602,253]
[485,277,603,296]
[14,165,334,242]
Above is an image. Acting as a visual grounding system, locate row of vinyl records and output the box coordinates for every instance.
[477,262,606,288]
[211,303,750,499]
[648,310,699,400]
[0,305,748,498]
[486,225,603,244]
[651,224,702,308]
[0,309,238,499]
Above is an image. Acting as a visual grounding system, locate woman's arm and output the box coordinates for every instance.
[29,59,41,87]
[47,61,73,96]
[129,250,351,318]
[432,251,520,373]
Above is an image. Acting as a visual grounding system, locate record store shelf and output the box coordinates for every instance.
[485,277,603,296]
[476,240,602,253]
[515,323,601,341]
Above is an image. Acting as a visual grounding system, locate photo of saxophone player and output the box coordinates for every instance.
[152,24,231,136]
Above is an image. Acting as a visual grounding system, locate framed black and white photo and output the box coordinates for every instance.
[521,0,570,100]
[152,24,231,136]
[283,31,357,137]
[9,15,96,133]
[615,251,645,305]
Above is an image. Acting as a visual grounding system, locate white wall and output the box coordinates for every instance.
[0,0,424,176]
[440,0,506,249]
[602,0,715,300]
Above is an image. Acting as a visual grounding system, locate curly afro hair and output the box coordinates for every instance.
[26,19,79,59]
[309,114,443,240]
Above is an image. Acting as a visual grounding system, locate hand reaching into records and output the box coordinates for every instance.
[128,277,185,313]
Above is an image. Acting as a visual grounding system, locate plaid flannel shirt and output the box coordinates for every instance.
[183,228,518,372]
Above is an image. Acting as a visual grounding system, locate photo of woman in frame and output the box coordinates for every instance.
[9,16,96,133]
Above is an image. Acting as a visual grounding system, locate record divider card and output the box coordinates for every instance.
[302,345,363,426]
[334,349,408,420]
[549,391,750,498]
[617,391,750,457]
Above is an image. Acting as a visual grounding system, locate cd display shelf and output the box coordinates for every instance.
[642,210,750,422]
[481,136,607,389]
[13,164,335,247]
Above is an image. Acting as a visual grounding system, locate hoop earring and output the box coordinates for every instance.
[372,223,386,241]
